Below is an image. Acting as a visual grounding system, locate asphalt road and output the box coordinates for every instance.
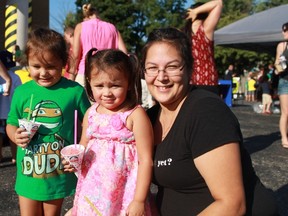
[0,101,287,216]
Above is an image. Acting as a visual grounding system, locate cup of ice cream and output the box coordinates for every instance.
[18,118,41,140]
[60,144,85,171]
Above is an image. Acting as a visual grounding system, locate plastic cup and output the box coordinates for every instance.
[60,144,85,171]
[0,83,6,94]
[18,118,41,139]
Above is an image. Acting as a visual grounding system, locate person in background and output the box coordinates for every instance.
[0,69,21,163]
[13,45,23,66]
[63,25,75,79]
[0,60,11,96]
[253,66,265,102]
[184,0,222,94]
[69,3,127,86]
[246,71,256,102]
[6,28,90,216]
[224,64,235,81]
[142,27,278,216]
[268,63,279,99]
[258,73,272,114]
[63,48,154,216]
[275,22,288,148]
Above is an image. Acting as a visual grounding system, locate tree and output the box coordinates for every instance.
[254,0,288,12]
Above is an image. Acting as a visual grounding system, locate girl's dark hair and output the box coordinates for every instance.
[141,27,193,79]
[282,22,288,32]
[25,28,68,66]
[183,2,207,39]
[85,48,141,108]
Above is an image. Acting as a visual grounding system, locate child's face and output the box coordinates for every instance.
[89,68,129,112]
[28,51,63,87]
[64,32,73,45]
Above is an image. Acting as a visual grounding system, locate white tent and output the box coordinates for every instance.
[214,4,288,54]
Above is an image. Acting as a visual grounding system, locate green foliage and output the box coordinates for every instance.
[63,0,287,73]
[255,0,288,12]
[63,12,78,29]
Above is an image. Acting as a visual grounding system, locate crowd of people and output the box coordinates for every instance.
[0,1,284,215]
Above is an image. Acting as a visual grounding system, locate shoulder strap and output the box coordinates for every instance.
[283,42,288,50]
[121,105,141,122]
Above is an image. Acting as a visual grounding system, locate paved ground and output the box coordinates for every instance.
[0,101,287,216]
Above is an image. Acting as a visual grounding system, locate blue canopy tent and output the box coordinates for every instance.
[214,4,288,55]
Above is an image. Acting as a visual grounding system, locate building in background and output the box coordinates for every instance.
[0,0,49,51]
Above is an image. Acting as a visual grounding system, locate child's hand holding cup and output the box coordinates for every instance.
[61,144,85,177]
[17,119,41,148]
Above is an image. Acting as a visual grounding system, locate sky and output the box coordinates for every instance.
[49,0,77,34]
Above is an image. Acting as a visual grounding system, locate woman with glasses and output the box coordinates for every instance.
[275,22,288,148]
[183,0,222,94]
[142,27,278,215]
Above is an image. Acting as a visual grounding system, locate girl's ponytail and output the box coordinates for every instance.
[128,53,142,105]
[84,48,98,102]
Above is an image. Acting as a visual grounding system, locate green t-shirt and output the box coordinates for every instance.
[7,77,90,201]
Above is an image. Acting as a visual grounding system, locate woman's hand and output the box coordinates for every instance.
[14,127,31,148]
[186,8,197,22]
[126,200,145,216]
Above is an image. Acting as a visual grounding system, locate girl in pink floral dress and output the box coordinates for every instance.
[64,48,154,216]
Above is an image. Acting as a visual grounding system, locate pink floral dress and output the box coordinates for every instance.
[72,103,151,216]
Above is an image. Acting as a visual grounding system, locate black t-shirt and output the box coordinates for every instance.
[147,89,259,216]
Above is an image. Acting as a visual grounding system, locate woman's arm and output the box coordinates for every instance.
[274,42,284,74]
[117,30,128,54]
[187,0,222,40]
[195,143,246,216]
[126,107,154,215]
[0,60,11,96]
[69,23,82,81]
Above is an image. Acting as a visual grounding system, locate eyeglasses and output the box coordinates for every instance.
[283,28,288,33]
[144,64,184,77]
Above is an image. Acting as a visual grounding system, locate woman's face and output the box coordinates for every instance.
[282,28,288,40]
[144,42,190,107]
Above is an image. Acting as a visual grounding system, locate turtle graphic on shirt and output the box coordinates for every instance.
[22,100,67,178]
